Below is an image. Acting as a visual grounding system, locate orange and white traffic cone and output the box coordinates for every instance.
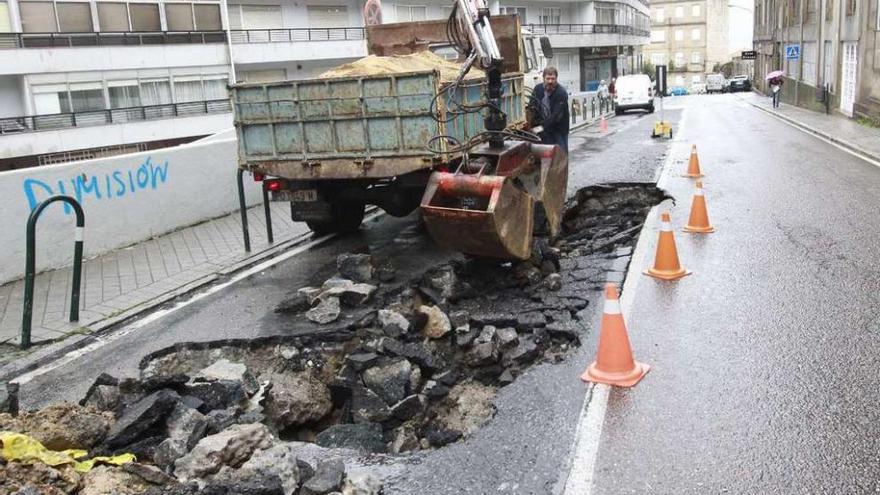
[683,181,715,233]
[599,114,608,133]
[580,283,650,388]
[644,211,691,280]
[683,144,704,178]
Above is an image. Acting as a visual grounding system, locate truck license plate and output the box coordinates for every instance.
[290,189,318,202]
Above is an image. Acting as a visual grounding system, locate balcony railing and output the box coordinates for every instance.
[0,31,227,49]
[0,99,231,135]
[229,27,365,44]
[524,24,650,37]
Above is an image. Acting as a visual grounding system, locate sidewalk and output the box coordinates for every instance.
[0,201,310,357]
[740,91,880,162]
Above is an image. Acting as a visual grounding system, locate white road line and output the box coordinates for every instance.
[12,211,383,385]
[560,107,687,495]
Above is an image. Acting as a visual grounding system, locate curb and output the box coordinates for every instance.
[747,101,880,165]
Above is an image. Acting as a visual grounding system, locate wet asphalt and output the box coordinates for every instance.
[592,94,880,494]
[17,108,678,493]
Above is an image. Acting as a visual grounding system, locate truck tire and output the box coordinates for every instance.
[306,201,365,235]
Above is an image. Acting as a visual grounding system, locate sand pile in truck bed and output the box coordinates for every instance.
[319,51,484,83]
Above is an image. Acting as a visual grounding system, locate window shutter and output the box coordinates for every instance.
[194,4,221,30]
[98,2,129,32]
[20,1,58,32]
[130,3,160,31]
[58,2,94,32]
[165,3,195,31]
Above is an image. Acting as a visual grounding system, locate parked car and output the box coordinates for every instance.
[706,74,725,93]
[728,75,752,92]
[690,82,706,94]
[667,86,689,96]
[613,74,655,115]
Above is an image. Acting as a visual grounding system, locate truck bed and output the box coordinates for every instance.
[231,70,524,180]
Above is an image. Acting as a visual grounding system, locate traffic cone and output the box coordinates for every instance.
[683,181,715,233]
[683,145,704,178]
[644,211,691,280]
[599,114,608,133]
[580,283,650,388]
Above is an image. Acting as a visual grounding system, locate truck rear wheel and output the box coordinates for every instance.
[306,201,365,235]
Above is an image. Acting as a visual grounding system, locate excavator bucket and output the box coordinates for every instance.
[420,141,568,260]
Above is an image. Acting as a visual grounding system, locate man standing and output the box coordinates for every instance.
[531,67,570,154]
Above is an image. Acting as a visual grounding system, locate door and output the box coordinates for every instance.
[840,42,857,116]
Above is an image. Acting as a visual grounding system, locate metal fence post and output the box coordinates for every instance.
[237,169,251,252]
[21,195,84,349]
[262,182,274,244]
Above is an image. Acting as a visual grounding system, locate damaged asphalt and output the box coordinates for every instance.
[8,109,683,494]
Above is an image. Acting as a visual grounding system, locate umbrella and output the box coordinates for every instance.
[765,70,785,80]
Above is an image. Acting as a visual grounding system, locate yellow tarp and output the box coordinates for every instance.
[319,51,483,84]
[0,431,136,473]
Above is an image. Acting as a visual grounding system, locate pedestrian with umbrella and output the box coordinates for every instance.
[766,70,785,108]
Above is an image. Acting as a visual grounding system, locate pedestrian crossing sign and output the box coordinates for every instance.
[785,45,800,60]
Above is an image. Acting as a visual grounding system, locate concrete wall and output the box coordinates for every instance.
[0,45,230,76]
[232,39,366,65]
[0,134,263,285]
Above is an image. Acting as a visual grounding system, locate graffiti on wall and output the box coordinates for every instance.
[22,156,170,214]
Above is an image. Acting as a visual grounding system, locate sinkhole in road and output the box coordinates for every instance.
[76,182,668,465]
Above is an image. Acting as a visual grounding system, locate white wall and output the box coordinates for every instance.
[232,40,366,65]
[0,134,262,285]
[0,112,233,159]
[0,75,25,118]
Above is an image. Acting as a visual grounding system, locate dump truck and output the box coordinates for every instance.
[231,11,567,260]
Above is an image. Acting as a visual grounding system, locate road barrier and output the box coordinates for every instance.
[643,211,691,281]
[570,95,614,128]
[21,195,84,349]
[236,169,274,252]
[580,283,650,387]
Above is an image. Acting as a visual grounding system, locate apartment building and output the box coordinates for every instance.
[643,0,731,87]
[753,0,880,120]
[0,0,648,170]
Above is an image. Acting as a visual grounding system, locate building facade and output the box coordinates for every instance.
[753,0,880,120]
[643,0,731,88]
[0,0,649,170]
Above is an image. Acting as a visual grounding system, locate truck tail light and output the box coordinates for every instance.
[265,179,284,192]
[253,172,265,182]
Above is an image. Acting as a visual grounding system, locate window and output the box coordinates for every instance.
[19,1,57,32]
[675,29,684,40]
[174,75,227,102]
[651,53,666,65]
[57,2,93,32]
[655,8,664,21]
[108,80,141,108]
[691,28,701,40]
[306,5,349,27]
[802,41,817,84]
[675,6,684,17]
[499,6,526,20]
[395,5,426,21]
[98,3,129,32]
[140,79,172,105]
[129,3,160,31]
[596,2,616,24]
[194,4,221,30]
[165,3,193,31]
[651,29,666,42]
[540,7,561,24]
[845,0,855,16]
[203,77,227,100]
[33,84,67,114]
[692,4,701,16]
[675,52,685,65]
[692,51,702,63]
[825,0,835,20]
[692,75,701,83]
[823,40,834,91]
[786,55,799,79]
[0,1,10,32]
[241,5,283,29]
[555,52,572,72]
[805,0,817,21]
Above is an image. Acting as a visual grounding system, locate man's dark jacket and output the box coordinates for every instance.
[531,82,570,153]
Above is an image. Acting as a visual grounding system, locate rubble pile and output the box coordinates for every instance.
[0,184,666,495]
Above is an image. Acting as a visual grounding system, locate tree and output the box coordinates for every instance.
[642,61,656,78]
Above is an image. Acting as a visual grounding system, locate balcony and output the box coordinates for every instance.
[229,27,367,65]
[0,99,232,159]
[524,24,650,49]
[0,31,226,49]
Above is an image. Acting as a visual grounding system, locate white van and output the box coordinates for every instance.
[706,74,725,94]
[614,74,654,115]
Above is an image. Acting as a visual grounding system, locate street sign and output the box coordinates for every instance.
[742,50,757,60]
[655,65,667,96]
[785,45,800,60]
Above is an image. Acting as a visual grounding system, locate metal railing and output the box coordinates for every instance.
[0,30,227,49]
[524,23,650,37]
[229,27,365,44]
[0,99,231,135]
